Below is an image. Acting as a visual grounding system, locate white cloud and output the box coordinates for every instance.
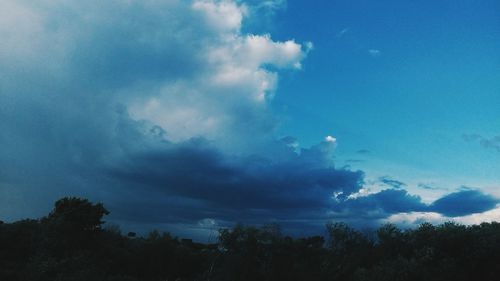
[347,187,376,199]
[192,0,247,32]
[384,204,500,227]
[325,135,337,143]
[455,204,500,225]
[0,0,310,152]
[242,35,304,69]
[0,0,322,228]
[385,212,447,227]
[256,0,287,11]
[123,0,310,148]
[368,49,381,57]
[336,28,349,38]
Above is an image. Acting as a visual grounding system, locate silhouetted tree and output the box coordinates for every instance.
[2,197,500,281]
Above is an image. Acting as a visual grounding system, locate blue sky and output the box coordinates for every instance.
[272,0,500,196]
[0,0,499,239]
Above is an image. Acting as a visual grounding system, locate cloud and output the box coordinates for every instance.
[1,0,496,238]
[123,2,311,147]
[332,187,499,225]
[385,204,500,229]
[0,0,363,236]
[368,49,381,57]
[384,212,447,227]
[429,189,499,217]
[255,0,287,11]
[106,137,364,224]
[0,0,310,148]
[336,28,350,38]
[356,149,370,154]
[345,159,364,164]
[417,183,446,191]
[463,134,500,152]
[331,189,427,219]
[325,135,337,143]
[192,0,247,32]
[378,176,407,189]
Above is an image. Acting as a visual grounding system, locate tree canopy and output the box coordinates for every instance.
[1,197,500,281]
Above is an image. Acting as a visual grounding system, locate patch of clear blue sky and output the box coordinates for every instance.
[255,0,500,191]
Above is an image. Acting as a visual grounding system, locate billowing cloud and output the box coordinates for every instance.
[106,137,364,224]
[0,0,356,235]
[0,0,497,238]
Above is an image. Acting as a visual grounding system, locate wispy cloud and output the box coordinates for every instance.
[463,134,500,152]
[417,183,447,191]
[378,176,406,189]
[356,149,370,154]
[345,159,365,164]
[368,49,381,57]
[336,27,350,38]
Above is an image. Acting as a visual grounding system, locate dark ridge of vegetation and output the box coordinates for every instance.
[2,197,500,281]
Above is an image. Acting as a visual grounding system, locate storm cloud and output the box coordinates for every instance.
[0,0,353,231]
[1,0,498,237]
[430,189,499,217]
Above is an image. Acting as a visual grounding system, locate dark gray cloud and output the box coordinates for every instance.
[105,137,364,223]
[430,189,499,217]
[330,188,499,221]
[0,91,365,231]
[331,189,426,219]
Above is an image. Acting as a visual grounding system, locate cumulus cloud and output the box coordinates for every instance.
[325,135,337,143]
[0,0,310,146]
[123,0,310,146]
[1,0,497,237]
[192,0,247,32]
[331,187,499,226]
[0,0,355,235]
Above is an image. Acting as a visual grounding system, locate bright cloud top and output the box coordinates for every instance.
[128,0,310,143]
[1,0,309,146]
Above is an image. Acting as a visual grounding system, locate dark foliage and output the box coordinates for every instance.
[1,197,500,281]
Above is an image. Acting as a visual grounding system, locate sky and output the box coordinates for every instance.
[1,0,499,239]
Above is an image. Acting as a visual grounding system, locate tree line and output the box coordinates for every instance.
[1,197,500,281]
